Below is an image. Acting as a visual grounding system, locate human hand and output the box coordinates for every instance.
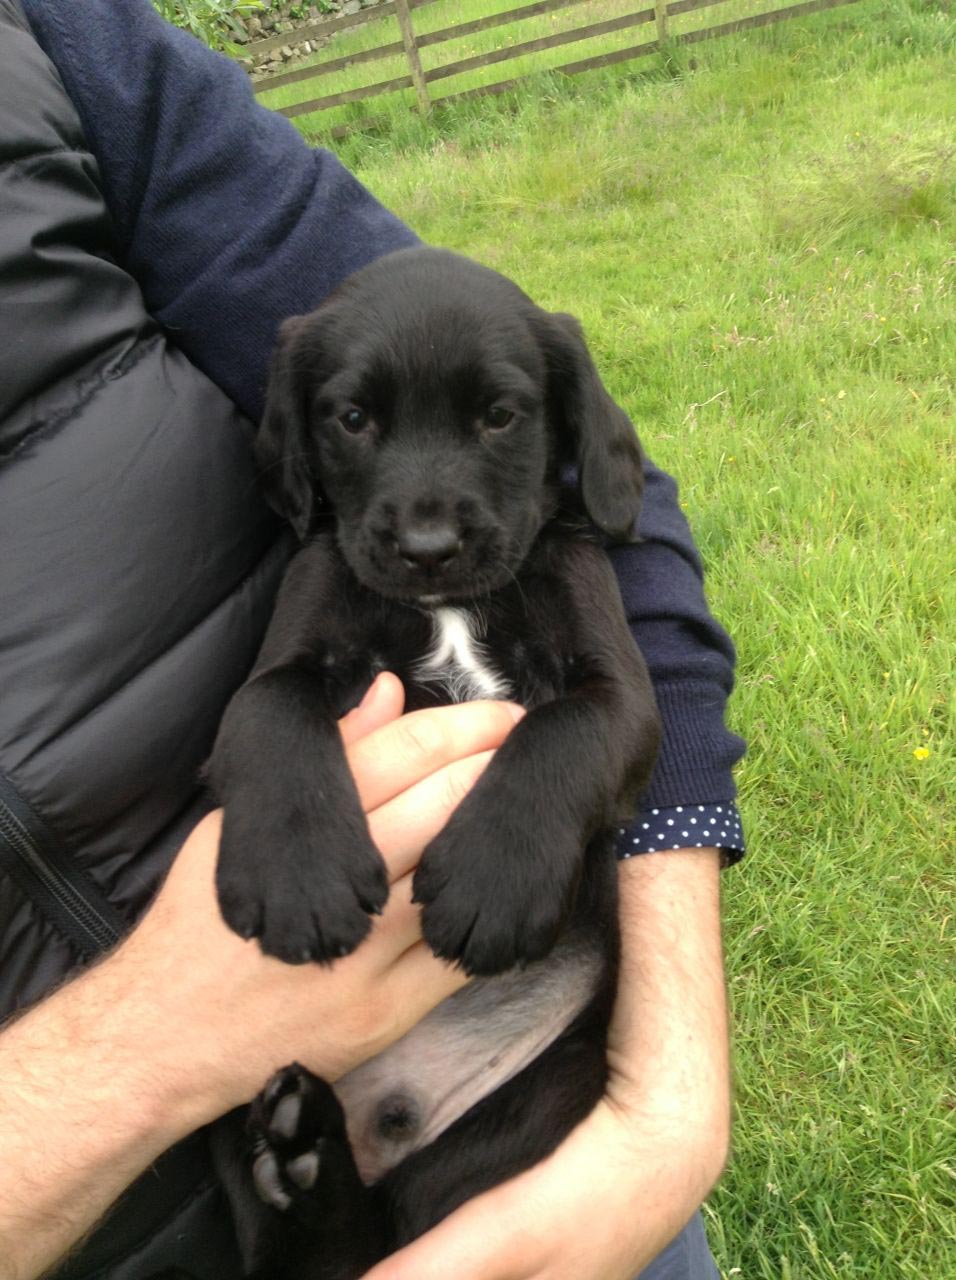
[112,673,526,1126]
[362,1079,725,1280]
[363,847,729,1280]
[0,675,525,1280]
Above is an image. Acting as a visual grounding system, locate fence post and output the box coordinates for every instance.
[654,0,669,44]
[394,0,430,115]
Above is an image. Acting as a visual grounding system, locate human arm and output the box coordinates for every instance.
[18,0,418,423]
[0,677,522,1280]
[363,846,729,1280]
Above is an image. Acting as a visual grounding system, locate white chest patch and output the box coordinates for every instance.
[414,606,512,703]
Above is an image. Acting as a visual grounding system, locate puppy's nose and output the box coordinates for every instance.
[397,524,462,571]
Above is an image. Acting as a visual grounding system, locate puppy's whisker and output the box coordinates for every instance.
[500,561,530,616]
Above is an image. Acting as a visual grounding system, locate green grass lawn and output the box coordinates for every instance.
[275,2,955,1273]
[255,0,815,134]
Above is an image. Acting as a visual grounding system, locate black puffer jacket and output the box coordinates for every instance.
[0,3,289,1272]
[1,1,743,1274]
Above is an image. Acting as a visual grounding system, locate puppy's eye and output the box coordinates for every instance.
[339,407,369,434]
[483,406,514,431]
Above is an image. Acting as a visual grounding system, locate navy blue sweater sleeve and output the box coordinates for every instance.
[22,0,745,816]
[19,0,418,421]
[615,463,746,811]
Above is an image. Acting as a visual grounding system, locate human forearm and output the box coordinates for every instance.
[610,847,730,1203]
[0,950,210,1280]
[20,0,417,423]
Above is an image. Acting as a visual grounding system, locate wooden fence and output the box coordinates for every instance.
[247,0,863,134]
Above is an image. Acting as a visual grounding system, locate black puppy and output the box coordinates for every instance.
[208,247,661,1279]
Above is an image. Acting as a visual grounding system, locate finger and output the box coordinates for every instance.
[384,935,471,1019]
[348,701,524,814]
[362,1183,536,1280]
[368,751,496,882]
[339,672,406,747]
[366,873,422,953]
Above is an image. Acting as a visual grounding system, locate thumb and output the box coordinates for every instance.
[361,1183,536,1280]
[339,672,405,746]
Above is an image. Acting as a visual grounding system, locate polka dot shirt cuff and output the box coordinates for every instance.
[616,802,745,867]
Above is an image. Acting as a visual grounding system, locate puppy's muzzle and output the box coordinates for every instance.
[361,509,503,602]
[395,522,463,572]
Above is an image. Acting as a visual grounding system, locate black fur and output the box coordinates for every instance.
[208,248,661,1278]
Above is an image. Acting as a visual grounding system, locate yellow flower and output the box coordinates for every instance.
[913,747,930,761]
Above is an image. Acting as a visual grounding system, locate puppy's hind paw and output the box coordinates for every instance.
[249,1065,345,1213]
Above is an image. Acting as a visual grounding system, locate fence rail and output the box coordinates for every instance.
[248,0,862,133]
[246,0,441,57]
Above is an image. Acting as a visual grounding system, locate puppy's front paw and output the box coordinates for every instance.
[412,813,577,976]
[217,802,388,964]
[248,1064,345,1213]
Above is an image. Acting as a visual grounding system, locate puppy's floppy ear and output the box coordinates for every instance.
[537,311,644,542]
[254,315,319,541]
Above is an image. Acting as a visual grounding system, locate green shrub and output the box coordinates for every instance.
[152,0,262,53]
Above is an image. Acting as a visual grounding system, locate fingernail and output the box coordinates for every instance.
[506,703,527,724]
[360,672,384,705]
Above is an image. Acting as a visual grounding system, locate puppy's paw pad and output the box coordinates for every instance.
[252,1147,295,1211]
[249,1065,342,1211]
[253,1064,347,1148]
[286,1149,321,1191]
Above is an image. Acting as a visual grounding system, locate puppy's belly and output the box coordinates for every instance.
[332,934,602,1185]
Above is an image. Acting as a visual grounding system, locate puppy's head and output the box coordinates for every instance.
[256,248,644,603]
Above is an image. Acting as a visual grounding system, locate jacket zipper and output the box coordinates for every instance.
[0,774,124,958]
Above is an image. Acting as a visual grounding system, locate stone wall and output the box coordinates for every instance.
[232,0,388,78]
